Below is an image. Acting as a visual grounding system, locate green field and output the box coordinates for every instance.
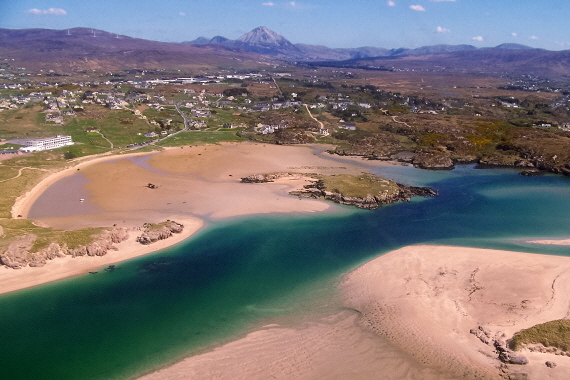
[318,173,400,198]
[510,319,570,352]
[157,131,247,147]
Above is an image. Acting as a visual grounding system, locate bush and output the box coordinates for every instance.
[64,151,77,160]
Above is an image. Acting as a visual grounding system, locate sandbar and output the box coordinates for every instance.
[139,245,570,380]
[526,238,570,246]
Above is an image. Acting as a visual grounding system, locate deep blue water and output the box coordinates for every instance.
[1,165,570,380]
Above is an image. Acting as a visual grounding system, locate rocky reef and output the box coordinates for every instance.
[0,228,129,269]
[136,220,184,245]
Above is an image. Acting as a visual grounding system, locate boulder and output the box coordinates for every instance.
[136,221,184,245]
[499,351,528,365]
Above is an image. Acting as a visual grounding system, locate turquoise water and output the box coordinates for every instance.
[2,165,570,380]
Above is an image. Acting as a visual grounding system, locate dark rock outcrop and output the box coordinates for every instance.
[290,180,437,210]
[412,153,455,170]
[520,169,542,176]
[136,221,184,245]
[478,154,534,169]
[242,172,437,210]
[470,326,529,366]
[240,172,303,183]
[545,361,557,368]
[499,351,529,365]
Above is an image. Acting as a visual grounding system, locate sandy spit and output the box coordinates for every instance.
[526,238,570,246]
[139,245,570,380]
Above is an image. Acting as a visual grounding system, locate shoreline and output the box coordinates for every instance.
[138,244,570,380]
[3,142,382,295]
[0,215,204,295]
[11,149,157,219]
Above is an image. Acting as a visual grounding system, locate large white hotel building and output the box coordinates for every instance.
[20,135,74,152]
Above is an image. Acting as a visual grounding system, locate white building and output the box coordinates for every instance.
[20,135,74,152]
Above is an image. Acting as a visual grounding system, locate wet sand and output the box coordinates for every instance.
[4,142,385,294]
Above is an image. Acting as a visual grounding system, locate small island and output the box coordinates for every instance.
[241,172,437,209]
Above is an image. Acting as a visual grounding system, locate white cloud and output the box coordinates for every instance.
[178,12,186,16]
[262,2,276,6]
[472,36,484,42]
[387,0,395,6]
[430,0,456,2]
[436,26,450,33]
[26,8,67,15]
[288,1,298,6]
[511,32,518,37]
[410,5,426,11]
[529,35,539,40]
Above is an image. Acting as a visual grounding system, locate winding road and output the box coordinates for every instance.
[304,104,324,129]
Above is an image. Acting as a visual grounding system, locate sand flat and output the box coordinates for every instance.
[139,245,570,380]
[3,142,381,294]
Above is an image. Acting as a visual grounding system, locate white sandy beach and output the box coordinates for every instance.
[5,142,570,379]
[139,245,570,380]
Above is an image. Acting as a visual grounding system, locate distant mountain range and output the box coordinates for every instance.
[0,27,275,72]
[182,26,540,61]
[2,26,570,79]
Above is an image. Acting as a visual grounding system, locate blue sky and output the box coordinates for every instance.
[2,0,570,50]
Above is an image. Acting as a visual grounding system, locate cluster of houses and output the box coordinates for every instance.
[255,123,288,135]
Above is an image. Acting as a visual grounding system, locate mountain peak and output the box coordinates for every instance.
[493,43,535,50]
[237,26,291,46]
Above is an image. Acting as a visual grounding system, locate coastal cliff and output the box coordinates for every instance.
[1,228,129,269]
[242,172,437,210]
[0,220,185,269]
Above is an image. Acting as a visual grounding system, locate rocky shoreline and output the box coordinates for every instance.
[1,228,130,269]
[329,148,570,176]
[0,220,185,269]
[290,181,437,210]
[136,220,185,245]
[241,172,437,210]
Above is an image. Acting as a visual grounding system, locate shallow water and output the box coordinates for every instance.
[3,165,570,380]
[27,173,100,219]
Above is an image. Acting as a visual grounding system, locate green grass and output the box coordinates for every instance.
[0,105,66,140]
[157,131,247,147]
[0,218,105,253]
[510,319,570,351]
[71,106,158,148]
[141,220,175,233]
[318,173,400,198]
[0,167,49,218]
